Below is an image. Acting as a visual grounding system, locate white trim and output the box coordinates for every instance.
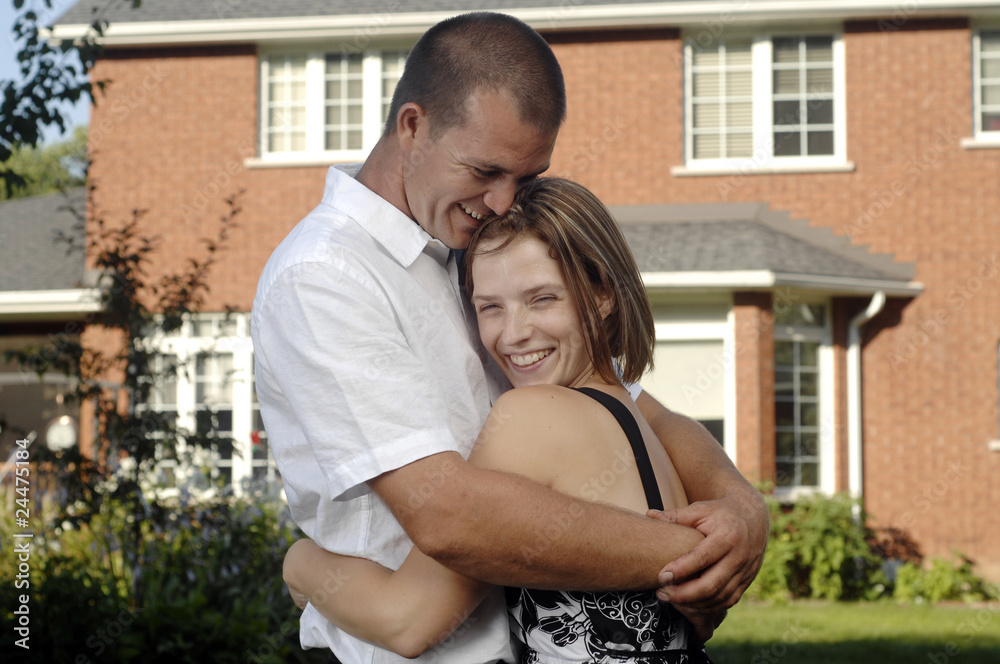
[641,270,922,296]
[48,2,1000,46]
[847,292,886,512]
[672,162,856,176]
[961,137,1000,149]
[0,289,102,318]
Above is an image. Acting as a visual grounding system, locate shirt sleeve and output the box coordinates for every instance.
[255,260,462,500]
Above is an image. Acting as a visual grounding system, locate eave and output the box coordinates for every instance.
[641,270,924,297]
[0,289,103,322]
[48,1,1000,47]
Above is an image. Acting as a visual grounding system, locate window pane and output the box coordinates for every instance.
[325,105,341,125]
[774,69,800,94]
[693,134,721,159]
[726,71,753,96]
[692,48,720,66]
[983,85,1000,105]
[799,462,819,486]
[773,37,800,63]
[348,104,363,124]
[726,133,753,157]
[347,79,363,99]
[774,100,800,125]
[289,57,306,77]
[800,342,819,366]
[775,340,794,366]
[808,131,835,155]
[807,68,834,93]
[777,431,796,457]
[800,402,818,427]
[726,43,752,65]
[775,401,795,427]
[268,132,286,153]
[348,131,363,150]
[800,371,818,397]
[805,36,834,62]
[775,370,795,396]
[693,71,721,97]
[269,81,285,103]
[983,112,1000,132]
[774,130,801,156]
[325,80,342,99]
[694,102,721,128]
[727,102,753,126]
[290,81,306,101]
[290,132,306,151]
[982,59,1000,79]
[982,33,1000,52]
[801,434,819,457]
[776,462,795,486]
[290,106,306,126]
[326,131,342,151]
[808,99,834,124]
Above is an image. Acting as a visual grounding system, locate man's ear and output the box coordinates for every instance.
[396,102,428,151]
[596,288,615,320]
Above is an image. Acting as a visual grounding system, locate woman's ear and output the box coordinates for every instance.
[596,288,615,320]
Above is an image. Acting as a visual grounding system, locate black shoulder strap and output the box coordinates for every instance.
[573,387,664,511]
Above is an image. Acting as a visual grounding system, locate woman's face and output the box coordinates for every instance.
[470,234,601,389]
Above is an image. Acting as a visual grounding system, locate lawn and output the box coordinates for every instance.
[706,600,1000,664]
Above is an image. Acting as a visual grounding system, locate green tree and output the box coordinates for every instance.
[0,124,87,198]
[1,0,140,192]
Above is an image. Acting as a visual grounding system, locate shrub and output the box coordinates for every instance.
[0,492,327,664]
[892,554,999,604]
[747,493,887,602]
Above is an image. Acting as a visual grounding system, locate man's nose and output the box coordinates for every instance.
[484,178,517,216]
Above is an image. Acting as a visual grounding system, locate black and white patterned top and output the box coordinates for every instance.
[505,388,713,664]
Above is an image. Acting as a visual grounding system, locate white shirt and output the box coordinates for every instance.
[251,166,515,664]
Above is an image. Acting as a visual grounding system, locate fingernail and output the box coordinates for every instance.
[660,571,674,585]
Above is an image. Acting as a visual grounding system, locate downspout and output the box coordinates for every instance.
[847,291,886,522]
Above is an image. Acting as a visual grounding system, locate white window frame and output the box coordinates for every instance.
[143,313,277,498]
[973,29,1000,141]
[773,304,835,499]
[258,47,408,165]
[681,30,848,173]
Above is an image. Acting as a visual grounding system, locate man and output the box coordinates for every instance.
[252,12,767,664]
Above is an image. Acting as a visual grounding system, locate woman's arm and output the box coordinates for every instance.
[283,539,490,659]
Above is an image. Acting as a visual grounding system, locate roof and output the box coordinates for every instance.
[0,189,88,292]
[52,1,1000,46]
[612,202,921,295]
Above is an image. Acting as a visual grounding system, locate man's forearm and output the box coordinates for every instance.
[636,391,751,503]
[371,454,703,591]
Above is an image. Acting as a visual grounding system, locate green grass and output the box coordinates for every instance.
[707,600,1000,664]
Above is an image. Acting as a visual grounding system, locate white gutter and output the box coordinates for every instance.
[641,270,922,297]
[0,289,103,320]
[847,291,886,520]
[48,1,1000,46]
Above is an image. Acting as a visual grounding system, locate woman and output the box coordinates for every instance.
[283,178,715,663]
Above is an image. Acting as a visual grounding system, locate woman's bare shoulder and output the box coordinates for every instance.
[470,385,604,483]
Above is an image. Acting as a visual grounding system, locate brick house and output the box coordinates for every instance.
[48,0,1000,579]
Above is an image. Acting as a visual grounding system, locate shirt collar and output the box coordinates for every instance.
[322,164,449,268]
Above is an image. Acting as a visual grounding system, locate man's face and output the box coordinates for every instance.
[401,91,557,249]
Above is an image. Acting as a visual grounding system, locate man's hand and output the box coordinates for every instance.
[648,489,769,612]
[675,606,727,644]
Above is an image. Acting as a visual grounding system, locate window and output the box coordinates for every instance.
[773,303,832,495]
[684,32,846,169]
[974,31,1000,138]
[261,49,408,161]
[146,314,277,496]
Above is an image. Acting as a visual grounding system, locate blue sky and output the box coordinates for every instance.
[2,0,90,145]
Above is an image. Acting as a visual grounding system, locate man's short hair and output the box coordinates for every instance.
[384,12,566,138]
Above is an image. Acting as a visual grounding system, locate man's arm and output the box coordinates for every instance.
[370,449,704,592]
[636,390,769,611]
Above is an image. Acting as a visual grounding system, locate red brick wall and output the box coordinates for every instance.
[732,292,776,484]
[88,19,1000,577]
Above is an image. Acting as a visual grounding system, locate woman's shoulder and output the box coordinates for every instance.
[471,385,610,482]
